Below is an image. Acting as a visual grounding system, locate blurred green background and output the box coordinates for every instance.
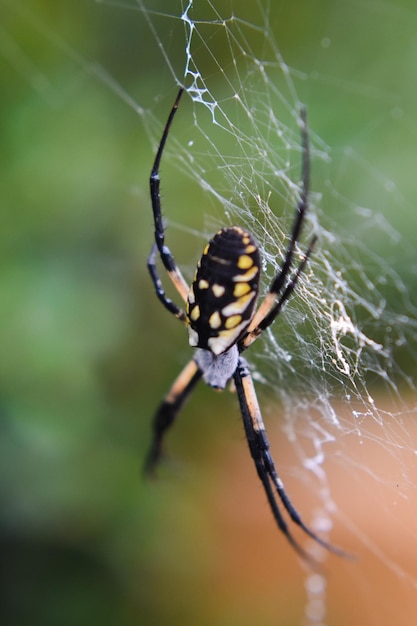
[1,1,417,625]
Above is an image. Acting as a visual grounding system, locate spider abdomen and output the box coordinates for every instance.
[186,226,261,355]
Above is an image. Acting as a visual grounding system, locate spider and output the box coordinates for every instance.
[144,87,344,561]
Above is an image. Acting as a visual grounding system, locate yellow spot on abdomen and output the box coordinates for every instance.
[233,282,251,297]
[209,311,222,329]
[237,255,254,269]
[212,284,225,297]
[225,314,242,329]
[233,266,259,282]
[222,291,256,316]
[190,305,200,321]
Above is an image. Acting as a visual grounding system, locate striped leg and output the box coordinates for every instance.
[233,357,346,560]
[149,87,190,303]
[144,359,202,475]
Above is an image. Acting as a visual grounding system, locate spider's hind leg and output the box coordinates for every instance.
[144,359,202,476]
[233,357,347,560]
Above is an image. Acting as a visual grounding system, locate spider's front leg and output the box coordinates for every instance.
[240,106,316,351]
[149,87,190,304]
[233,357,346,560]
[241,234,316,350]
[147,243,187,321]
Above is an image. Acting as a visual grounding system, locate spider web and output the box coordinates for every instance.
[133,0,417,557]
[128,0,417,611]
[3,0,417,624]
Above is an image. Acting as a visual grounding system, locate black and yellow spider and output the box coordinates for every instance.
[145,88,342,560]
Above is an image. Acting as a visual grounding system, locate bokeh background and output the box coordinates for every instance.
[2,1,417,625]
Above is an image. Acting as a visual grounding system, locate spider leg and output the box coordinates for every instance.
[144,359,202,476]
[240,235,316,350]
[233,357,346,560]
[241,107,313,350]
[147,243,187,321]
[150,87,189,303]
[269,106,310,297]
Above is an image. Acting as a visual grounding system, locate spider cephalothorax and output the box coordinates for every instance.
[145,87,345,561]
